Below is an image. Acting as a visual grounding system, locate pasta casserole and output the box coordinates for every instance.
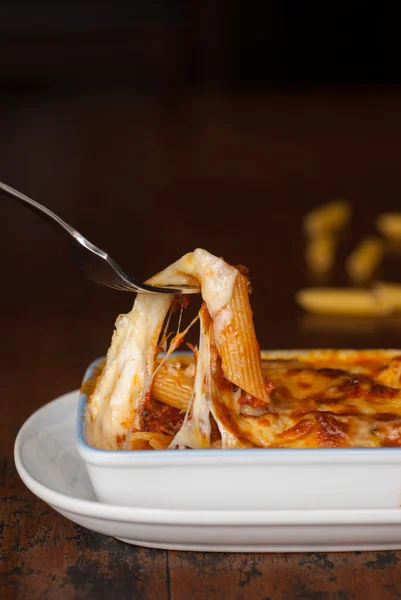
[85,249,401,450]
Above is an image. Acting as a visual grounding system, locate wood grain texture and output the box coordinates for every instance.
[167,550,401,600]
[3,88,401,598]
[0,457,169,600]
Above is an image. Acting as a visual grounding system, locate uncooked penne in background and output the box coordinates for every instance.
[346,236,384,284]
[298,314,379,334]
[295,287,394,316]
[376,282,401,311]
[305,234,336,274]
[376,213,401,241]
[303,199,352,238]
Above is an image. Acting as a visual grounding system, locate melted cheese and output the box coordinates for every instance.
[146,350,401,449]
[86,293,172,448]
[168,312,212,449]
[85,249,238,449]
[150,249,238,344]
[168,307,246,449]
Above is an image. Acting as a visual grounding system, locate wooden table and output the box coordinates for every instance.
[2,88,401,598]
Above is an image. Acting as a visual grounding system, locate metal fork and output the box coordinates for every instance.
[0,181,199,294]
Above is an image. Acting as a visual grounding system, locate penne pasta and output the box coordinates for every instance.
[152,362,192,410]
[305,234,336,274]
[151,251,269,405]
[295,287,394,317]
[219,272,269,404]
[303,199,351,238]
[376,213,401,241]
[376,282,401,311]
[129,432,173,450]
[346,236,384,284]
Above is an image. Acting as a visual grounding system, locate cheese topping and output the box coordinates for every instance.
[86,249,238,449]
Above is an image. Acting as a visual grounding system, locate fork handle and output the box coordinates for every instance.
[0,181,78,237]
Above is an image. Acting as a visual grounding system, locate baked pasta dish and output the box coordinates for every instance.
[85,249,401,450]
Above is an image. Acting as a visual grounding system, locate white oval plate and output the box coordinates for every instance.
[14,391,401,552]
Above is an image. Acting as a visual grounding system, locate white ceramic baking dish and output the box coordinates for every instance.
[77,350,401,511]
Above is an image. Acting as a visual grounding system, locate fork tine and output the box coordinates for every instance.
[104,282,135,293]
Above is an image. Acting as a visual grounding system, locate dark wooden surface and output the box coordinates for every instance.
[2,88,401,598]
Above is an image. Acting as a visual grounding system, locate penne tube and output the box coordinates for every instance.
[376,282,401,311]
[152,363,192,410]
[129,432,173,450]
[295,287,394,317]
[219,272,269,403]
[376,213,401,241]
[346,236,384,284]
[303,199,351,238]
[305,234,336,274]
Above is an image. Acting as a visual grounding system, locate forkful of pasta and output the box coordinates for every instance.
[86,249,272,450]
[0,180,200,295]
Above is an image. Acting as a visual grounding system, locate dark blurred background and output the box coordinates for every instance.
[3,1,401,451]
[1,2,401,88]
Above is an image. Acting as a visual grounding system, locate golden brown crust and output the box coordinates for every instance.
[150,350,401,448]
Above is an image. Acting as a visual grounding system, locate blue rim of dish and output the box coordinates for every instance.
[77,354,401,457]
